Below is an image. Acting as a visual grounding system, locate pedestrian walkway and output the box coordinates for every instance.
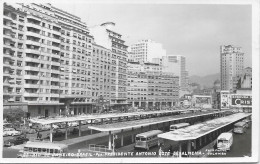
[116,143,135,152]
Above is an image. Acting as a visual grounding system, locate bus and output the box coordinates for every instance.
[17,141,68,158]
[170,123,190,131]
[217,132,233,151]
[134,130,163,150]
[233,121,247,134]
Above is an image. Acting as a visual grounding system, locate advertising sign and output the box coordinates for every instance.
[192,95,212,108]
[195,97,211,104]
[220,91,230,109]
[230,95,252,107]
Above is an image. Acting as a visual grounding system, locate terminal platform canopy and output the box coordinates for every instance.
[158,113,251,141]
[29,109,199,125]
[88,110,226,132]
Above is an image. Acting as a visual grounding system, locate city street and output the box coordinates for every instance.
[208,126,251,157]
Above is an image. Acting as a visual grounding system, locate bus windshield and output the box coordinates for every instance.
[136,137,146,141]
[218,139,228,144]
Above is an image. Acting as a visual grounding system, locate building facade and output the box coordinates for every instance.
[129,39,166,63]
[91,44,112,113]
[235,67,252,90]
[161,55,189,91]
[3,3,28,112]
[90,22,128,111]
[127,62,179,109]
[220,45,244,93]
[51,5,94,116]
[4,3,125,117]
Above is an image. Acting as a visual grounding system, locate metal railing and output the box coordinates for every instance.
[88,144,111,153]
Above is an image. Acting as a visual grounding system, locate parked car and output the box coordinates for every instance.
[46,129,65,138]
[57,122,67,129]
[52,124,59,129]
[4,136,29,147]
[16,126,36,134]
[68,121,79,127]
[4,128,22,136]
[70,128,79,135]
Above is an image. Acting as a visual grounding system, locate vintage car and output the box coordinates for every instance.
[4,136,29,147]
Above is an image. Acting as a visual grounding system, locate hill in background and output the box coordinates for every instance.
[189,73,220,88]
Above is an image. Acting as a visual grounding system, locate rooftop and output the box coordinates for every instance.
[88,110,224,132]
[158,113,251,141]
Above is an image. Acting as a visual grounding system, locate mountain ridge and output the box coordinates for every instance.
[189,73,220,88]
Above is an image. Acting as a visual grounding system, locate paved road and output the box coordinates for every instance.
[208,126,251,157]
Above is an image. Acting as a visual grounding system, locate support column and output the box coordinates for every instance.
[50,123,53,142]
[65,122,68,140]
[187,140,191,157]
[79,121,81,137]
[121,129,124,147]
[141,126,143,132]
[179,142,182,158]
[108,131,112,150]
[132,101,134,107]
[139,101,141,107]
[199,137,202,147]
[90,119,93,135]
[131,128,135,143]
[193,139,197,150]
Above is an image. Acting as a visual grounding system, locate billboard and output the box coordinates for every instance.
[192,95,212,108]
[230,95,252,107]
[220,91,230,109]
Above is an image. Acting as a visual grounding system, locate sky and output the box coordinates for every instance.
[52,2,252,76]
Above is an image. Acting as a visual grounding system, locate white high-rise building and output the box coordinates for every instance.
[90,22,128,111]
[161,55,189,91]
[220,45,244,92]
[129,39,166,63]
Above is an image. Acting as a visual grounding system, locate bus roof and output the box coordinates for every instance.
[136,130,163,138]
[170,123,190,128]
[217,133,232,140]
[24,141,68,149]
[234,121,247,126]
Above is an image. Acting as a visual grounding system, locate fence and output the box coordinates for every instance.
[88,144,112,153]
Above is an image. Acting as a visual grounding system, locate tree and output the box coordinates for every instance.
[3,108,25,122]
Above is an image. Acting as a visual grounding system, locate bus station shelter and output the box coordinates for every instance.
[88,110,228,150]
[158,113,251,157]
[29,108,225,146]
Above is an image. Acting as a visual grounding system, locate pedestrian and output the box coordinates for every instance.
[36,130,40,139]
[169,145,173,156]
[158,146,163,157]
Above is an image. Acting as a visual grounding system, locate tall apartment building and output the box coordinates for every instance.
[52,5,94,115]
[90,23,128,111]
[3,3,65,117]
[127,62,179,109]
[160,55,189,91]
[3,3,28,111]
[3,3,97,117]
[92,44,112,112]
[220,45,244,93]
[129,39,166,63]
